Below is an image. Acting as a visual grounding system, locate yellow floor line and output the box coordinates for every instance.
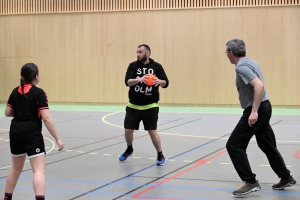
[0,136,55,170]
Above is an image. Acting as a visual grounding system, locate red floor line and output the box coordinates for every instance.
[133,197,180,200]
[295,150,300,160]
[132,150,228,199]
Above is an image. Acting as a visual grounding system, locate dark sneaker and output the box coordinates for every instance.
[233,181,261,195]
[272,176,297,190]
[156,154,166,166]
[119,148,133,161]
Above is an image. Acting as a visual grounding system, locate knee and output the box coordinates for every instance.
[12,166,23,174]
[125,129,134,135]
[148,130,158,136]
[226,140,234,153]
[257,142,267,152]
[32,164,45,174]
[33,168,45,175]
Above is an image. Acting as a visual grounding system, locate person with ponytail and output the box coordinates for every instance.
[4,63,64,200]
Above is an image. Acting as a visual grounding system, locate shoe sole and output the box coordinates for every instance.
[273,181,297,190]
[119,153,132,161]
[233,186,261,196]
[156,160,167,166]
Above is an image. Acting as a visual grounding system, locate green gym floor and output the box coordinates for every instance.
[0,104,299,200]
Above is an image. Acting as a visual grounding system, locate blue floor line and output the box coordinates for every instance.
[0,133,232,198]
[170,133,231,160]
[87,133,231,196]
[1,185,299,198]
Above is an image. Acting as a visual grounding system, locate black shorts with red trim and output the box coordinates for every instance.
[9,120,46,158]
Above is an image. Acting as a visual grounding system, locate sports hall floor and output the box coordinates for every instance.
[0,104,299,200]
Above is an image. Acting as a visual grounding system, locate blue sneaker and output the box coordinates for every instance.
[119,148,133,161]
[156,154,166,166]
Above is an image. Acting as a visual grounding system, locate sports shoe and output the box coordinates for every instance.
[233,181,261,195]
[156,154,166,166]
[272,176,297,190]
[119,147,133,161]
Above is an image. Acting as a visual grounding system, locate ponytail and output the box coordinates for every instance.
[20,77,28,99]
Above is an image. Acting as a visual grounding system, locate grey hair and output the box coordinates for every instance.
[226,39,246,57]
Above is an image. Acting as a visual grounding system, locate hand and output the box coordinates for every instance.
[140,75,146,84]
[248,111,258,127]
[145,74,160,87]
[154,77,161,87]
[144,74,159,86]
[56,138,64,151]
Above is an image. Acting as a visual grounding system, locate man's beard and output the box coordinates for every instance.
[137,55,147,63]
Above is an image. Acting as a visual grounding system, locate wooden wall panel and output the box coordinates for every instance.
[0,6,299,106]
[0,0,299,14]
[282,8,300,105]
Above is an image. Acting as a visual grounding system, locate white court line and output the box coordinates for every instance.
[101,112,300,143]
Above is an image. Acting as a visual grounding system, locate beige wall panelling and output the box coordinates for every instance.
[282,6,300,106]
[1,5,300,106]
[1,0,298,13]
[0,15,34,98]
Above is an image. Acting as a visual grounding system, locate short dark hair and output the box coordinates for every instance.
[226,39,246,57]
[138,44,151,53]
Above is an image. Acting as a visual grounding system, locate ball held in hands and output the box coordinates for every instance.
[144,74,157,86]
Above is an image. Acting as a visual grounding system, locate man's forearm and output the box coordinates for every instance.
[252,85,264,112]
[127,78,142,86]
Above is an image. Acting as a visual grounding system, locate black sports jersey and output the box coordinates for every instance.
[7,83,49,122]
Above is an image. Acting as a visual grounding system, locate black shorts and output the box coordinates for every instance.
[9,121,46,158]
[124,106,159,130]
